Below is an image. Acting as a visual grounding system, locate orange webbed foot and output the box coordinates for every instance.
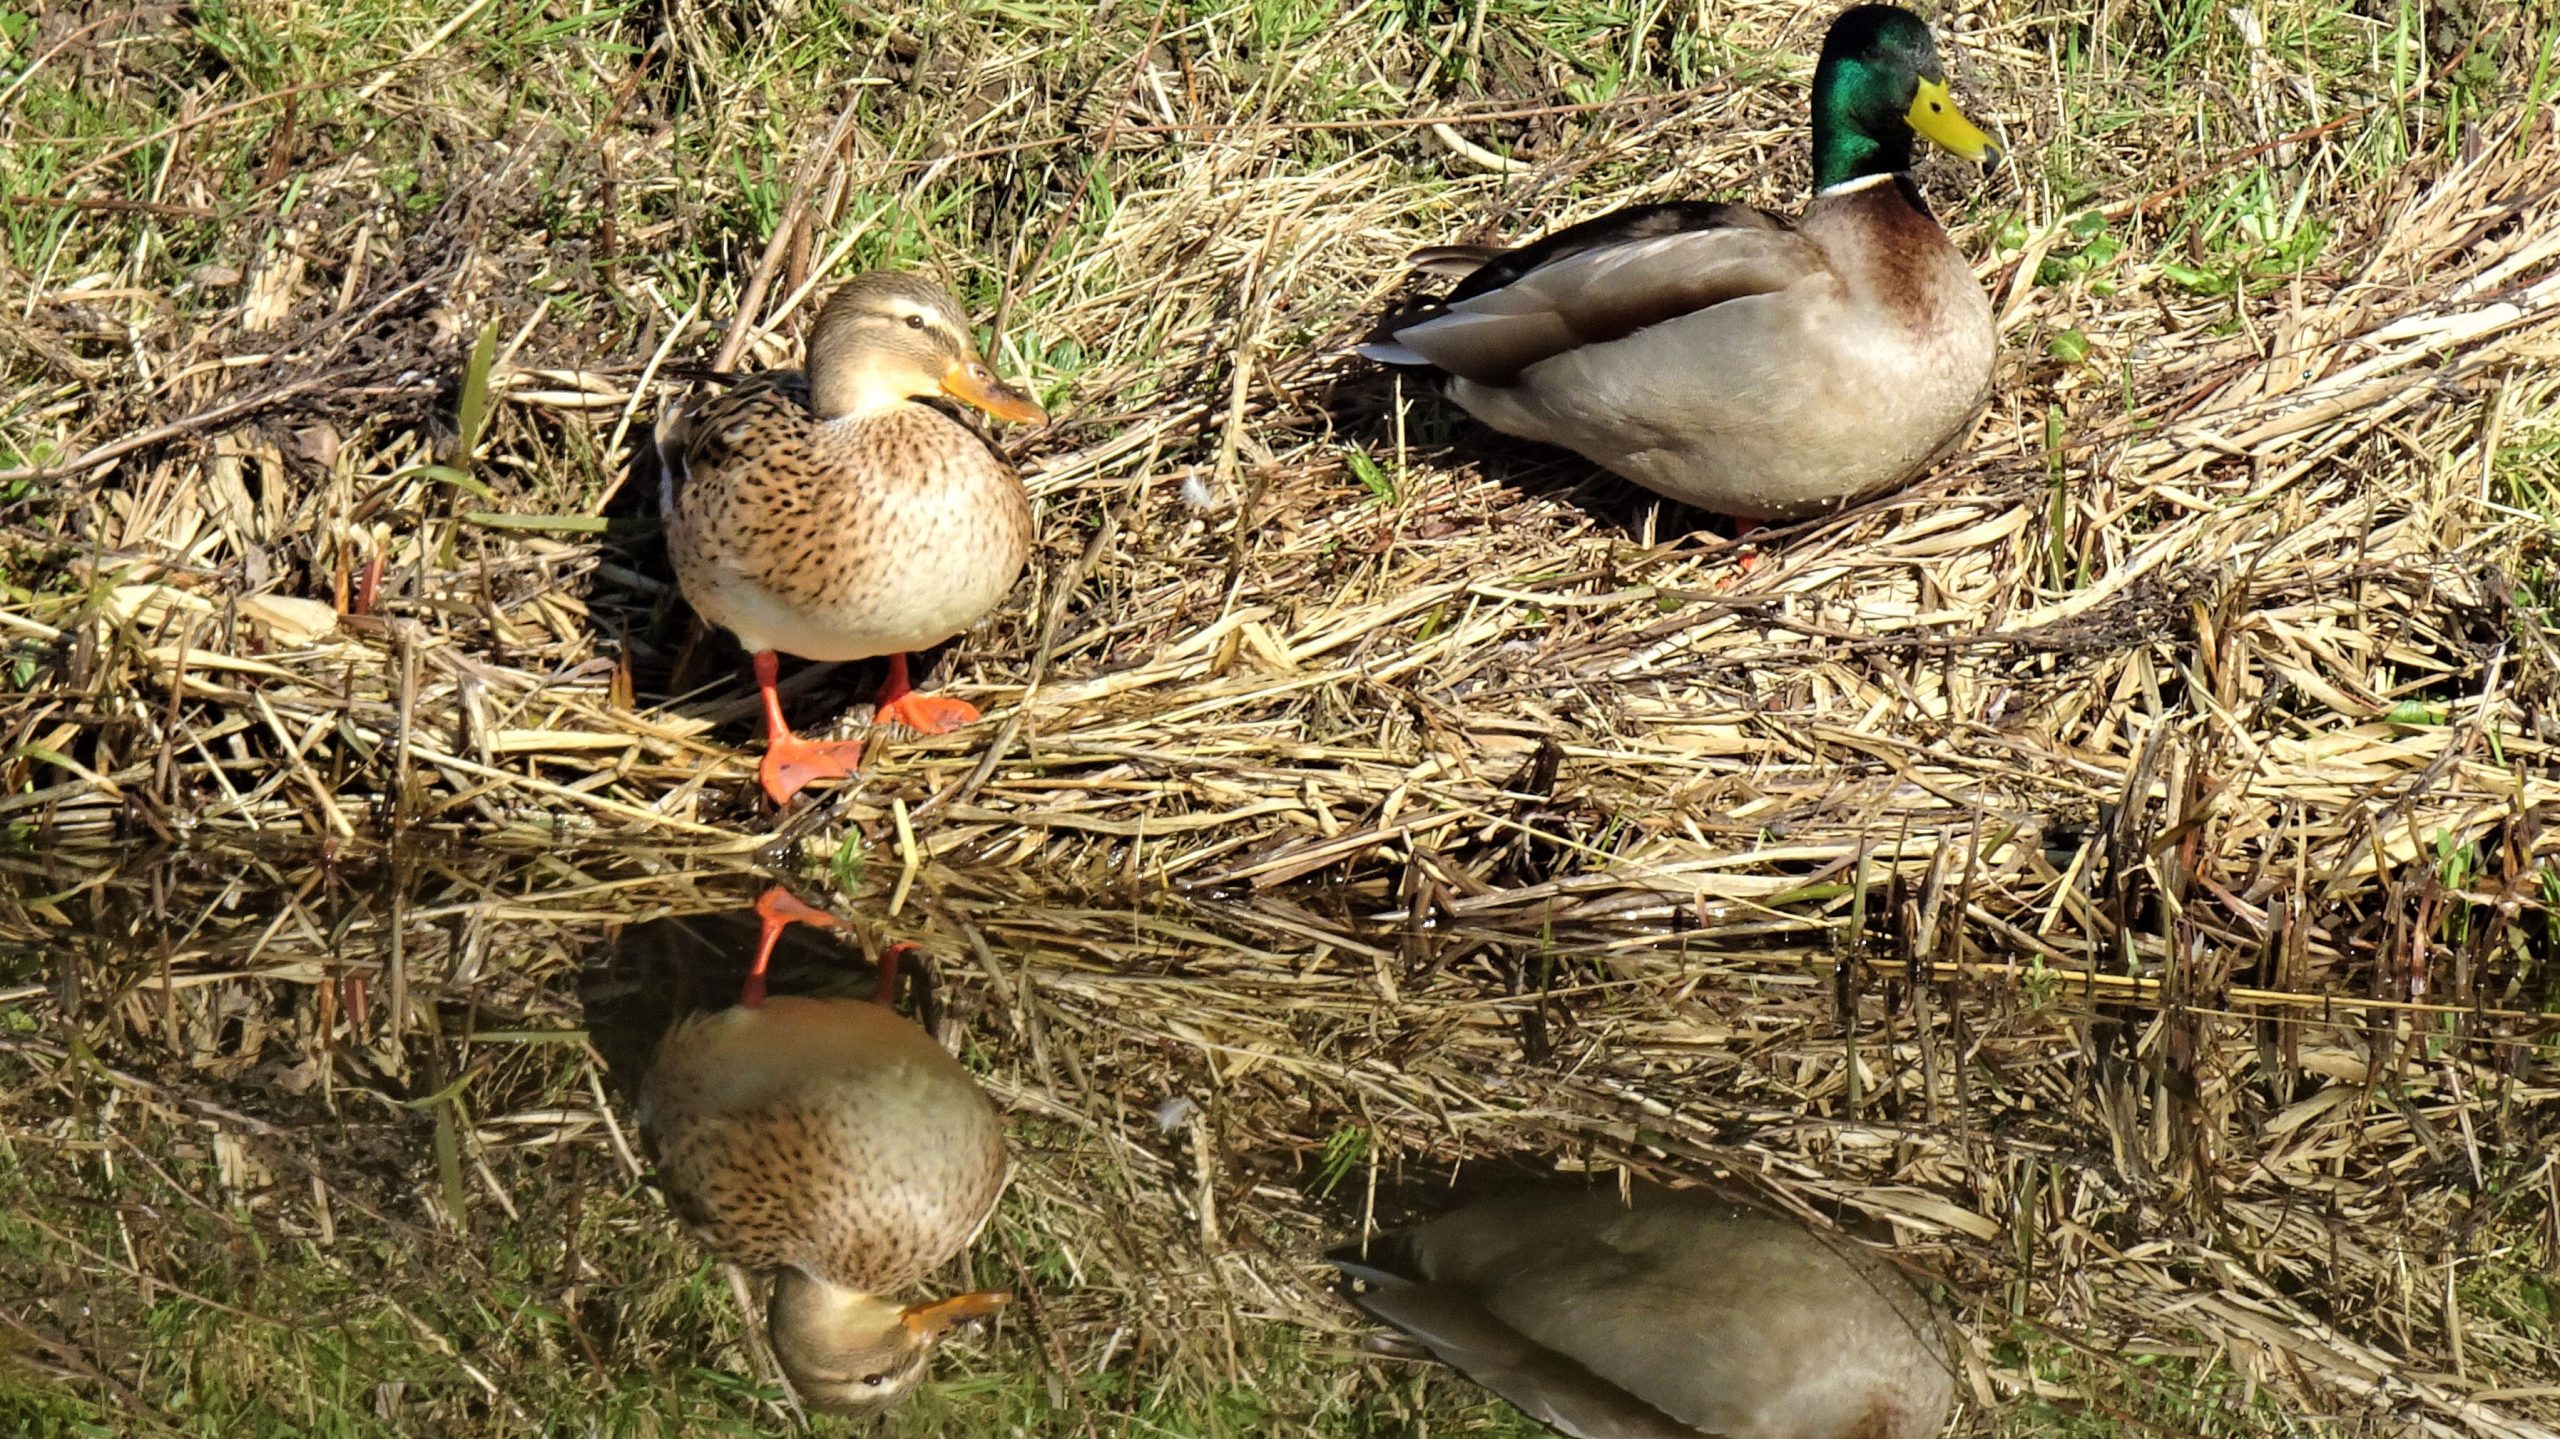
[874,690,983,736]
[1714,517,1766,588]
[758,734,866,806]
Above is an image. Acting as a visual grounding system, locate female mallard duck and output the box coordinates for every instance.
[1330,1188,1952,1439]
[638,889,1010,1417]
[657,273,1046,806]
[1360,4,1999,525]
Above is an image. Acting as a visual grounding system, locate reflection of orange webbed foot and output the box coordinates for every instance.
[872,940,919,1009]
[756,887,840,932]
[875,691,981,736]
[745,886,842,1008]
[758,734,866,806]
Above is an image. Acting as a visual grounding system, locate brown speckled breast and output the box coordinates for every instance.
[1806,178,1993,364]
[638,997,1009,1293]
[658,378,1034,663]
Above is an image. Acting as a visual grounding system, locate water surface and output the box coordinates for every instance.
[3,843,2551,1437]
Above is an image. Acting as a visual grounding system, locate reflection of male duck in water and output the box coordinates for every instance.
[1331,1188,1953,1439]
[635,889,1009,1417]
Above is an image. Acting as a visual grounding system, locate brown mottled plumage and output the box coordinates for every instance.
[637,892,1009,1417]
[657,272,1045,805]
[1330,1189,1954,1439]
[1360,6,2000,526]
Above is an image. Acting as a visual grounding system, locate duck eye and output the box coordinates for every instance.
[862,1372,887,1387]
[904,314,927,330]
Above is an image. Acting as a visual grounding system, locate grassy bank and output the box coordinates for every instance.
[0,0,2552,948]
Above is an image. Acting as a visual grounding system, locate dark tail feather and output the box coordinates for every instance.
[1324,1226,1427,1286]
[1356,294,1455,370]
[1355,243,1494,371]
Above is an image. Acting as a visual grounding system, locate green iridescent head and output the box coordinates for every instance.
[1809,6,1997,191]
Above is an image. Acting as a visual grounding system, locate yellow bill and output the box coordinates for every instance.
[1905,78,1998,164]
[942,358,1049,426]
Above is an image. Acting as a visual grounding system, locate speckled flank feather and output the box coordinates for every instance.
[639,997,1007,1294]
[659,369,1033,663]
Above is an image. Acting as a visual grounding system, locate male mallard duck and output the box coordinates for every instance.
[638,889,1010,1416]
[1329,1188,1952,1439]
[1361,4,1999,526]
[657,273,1046,805]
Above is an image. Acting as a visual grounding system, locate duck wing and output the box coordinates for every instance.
[1439,202,1790,303]
[1332,1247,1713,1439]
[654,371,812,515]
[1360,207,1825,387]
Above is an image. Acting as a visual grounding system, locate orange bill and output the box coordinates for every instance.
[901,1290,1012,1337]
[941,358,1048,425]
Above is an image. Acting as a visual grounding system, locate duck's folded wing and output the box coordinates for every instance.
[655,373,814,515]
[1341,1270,1710,1439]
[1370,227,1827,387]
[1441,202,1789,303]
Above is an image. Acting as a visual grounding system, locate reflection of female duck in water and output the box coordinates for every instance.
[637,890,1009,1416]
[1331,1189,1952,1439]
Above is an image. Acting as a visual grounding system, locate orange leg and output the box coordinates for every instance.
[743,886,840,1008]
[872,941,919,1010]
[752,650,865,805]
[872,652,981,735]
